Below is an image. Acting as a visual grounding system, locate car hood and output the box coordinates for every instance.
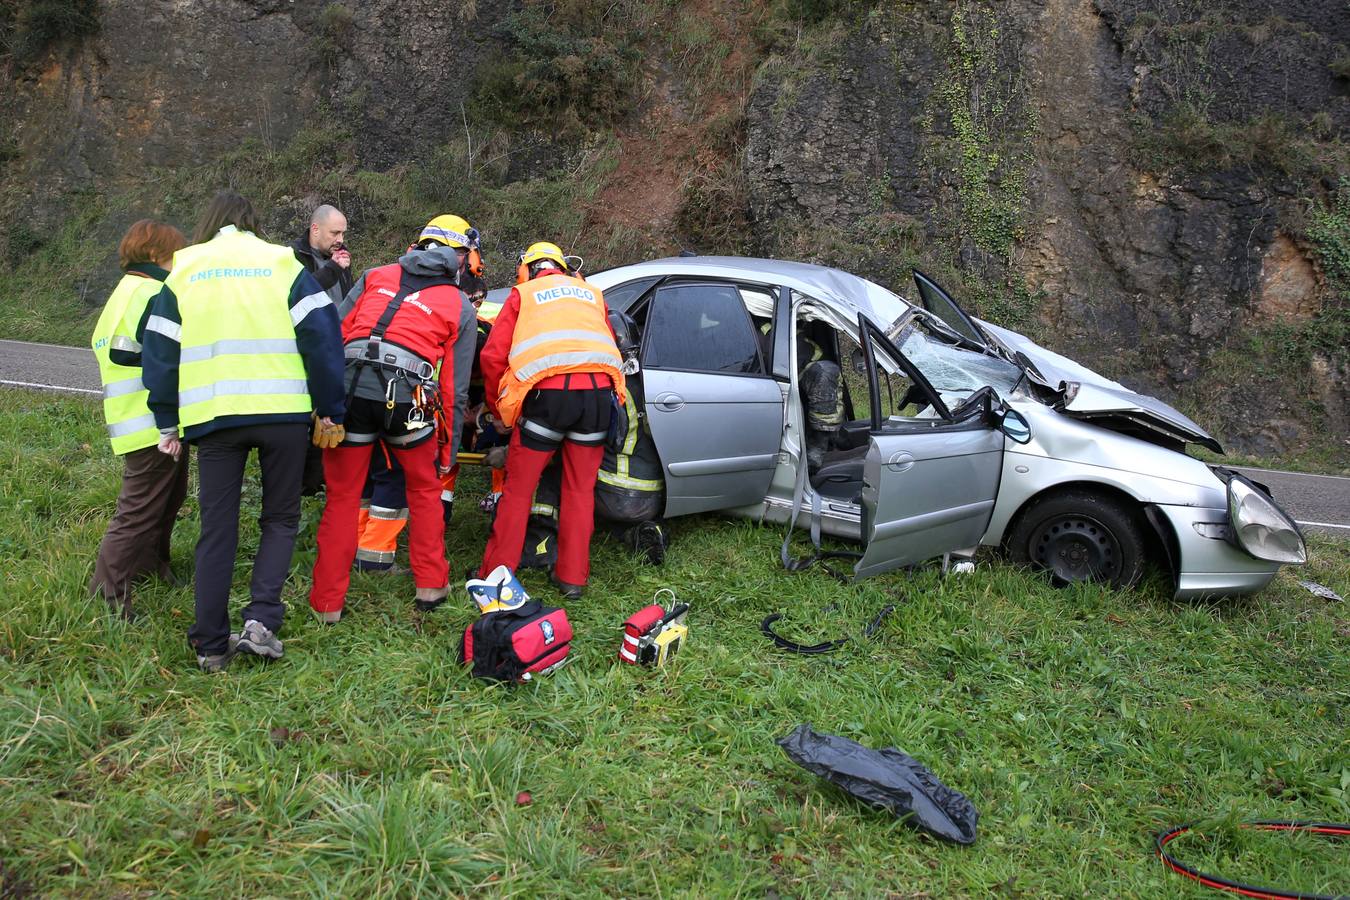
[980,321,1223,454]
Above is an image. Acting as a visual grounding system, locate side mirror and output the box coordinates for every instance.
[999,409,1032,444]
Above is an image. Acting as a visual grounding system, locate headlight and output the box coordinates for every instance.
[1227,476,1306,564]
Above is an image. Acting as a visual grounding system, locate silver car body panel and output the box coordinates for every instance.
[978,321,1222,452]
[584,258,1288,597]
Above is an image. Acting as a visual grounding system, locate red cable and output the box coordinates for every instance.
[1156,821,1349,900]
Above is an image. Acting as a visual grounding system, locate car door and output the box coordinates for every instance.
[639,280,785,517]
[853,316,1004,578]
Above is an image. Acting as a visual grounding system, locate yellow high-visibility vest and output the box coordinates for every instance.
[161,228,314,430]
[92,271,164,454]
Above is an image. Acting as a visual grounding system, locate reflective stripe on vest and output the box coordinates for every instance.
[92,272,165,454]
[496,273,625,427]
[163,229,312,429]
[598,391,663,492]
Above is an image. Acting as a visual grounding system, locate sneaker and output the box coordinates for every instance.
[548,570,584,601]
[197,652,232,673]
[234,619,283,659]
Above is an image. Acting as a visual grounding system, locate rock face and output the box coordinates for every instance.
[2,0,508,210]
[1,0,1346,457]
[745,0,1347,456]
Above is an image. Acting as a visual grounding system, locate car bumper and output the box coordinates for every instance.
[1151,503,1280,600]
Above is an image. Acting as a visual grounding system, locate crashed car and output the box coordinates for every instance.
[545,256,1303,598]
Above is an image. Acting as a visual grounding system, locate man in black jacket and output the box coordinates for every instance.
[291,204,353,305]
[293,204,353,494]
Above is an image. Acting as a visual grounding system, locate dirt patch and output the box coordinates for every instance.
[1254,233,1322,323]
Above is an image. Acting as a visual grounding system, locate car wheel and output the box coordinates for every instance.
[1008,491,1146,589]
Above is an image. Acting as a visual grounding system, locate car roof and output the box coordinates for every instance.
[587,256,914,327]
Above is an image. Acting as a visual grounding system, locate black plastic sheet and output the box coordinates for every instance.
[777,724,978,845]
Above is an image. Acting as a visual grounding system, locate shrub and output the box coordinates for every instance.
[3,0,99,63]
[314,3,354,66]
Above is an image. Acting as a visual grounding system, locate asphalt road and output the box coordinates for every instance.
[3,338,1348,534]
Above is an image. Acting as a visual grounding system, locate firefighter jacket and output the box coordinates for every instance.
[340,245,476,464]
[480,273,625,428]
[141,226,346,441]
[92,265,169,454]
[599,379,663,496]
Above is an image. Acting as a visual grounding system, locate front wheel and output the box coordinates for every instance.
[1008,491,1146,589]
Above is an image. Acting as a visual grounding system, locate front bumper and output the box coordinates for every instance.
[1150,503,1281,600]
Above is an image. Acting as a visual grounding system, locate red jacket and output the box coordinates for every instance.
[344,261,476,465]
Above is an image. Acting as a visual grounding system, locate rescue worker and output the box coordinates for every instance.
[89,219,190,619]
[478,241,625,600]
[141,190,346,672]
[309,215,476,621]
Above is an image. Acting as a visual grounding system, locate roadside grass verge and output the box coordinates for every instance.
[1,387,1347,897]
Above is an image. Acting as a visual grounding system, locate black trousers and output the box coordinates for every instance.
[189,422,308,655]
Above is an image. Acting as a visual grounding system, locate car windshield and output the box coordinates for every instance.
[885,314,1025,404]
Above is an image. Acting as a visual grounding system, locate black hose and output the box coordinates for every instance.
[760,604,895,655]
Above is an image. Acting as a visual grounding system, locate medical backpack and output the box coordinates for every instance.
[461,600,572,682]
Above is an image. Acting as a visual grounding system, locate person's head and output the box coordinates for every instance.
[118,219,187,271]
[519,241,567,282]
[193,190,260,244]
[308,204,347,255]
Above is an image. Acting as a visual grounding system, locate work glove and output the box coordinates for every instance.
[312,415,346,449]
[485,445,509,469]
[606,393,628,454]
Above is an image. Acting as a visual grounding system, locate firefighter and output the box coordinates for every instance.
[141,190,346,672]
[90,219,190,619]
[478,241,625,600]
[309,215,477,621]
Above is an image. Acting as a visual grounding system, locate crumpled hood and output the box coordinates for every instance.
[398,245,462,280]
[980,320,1223,453]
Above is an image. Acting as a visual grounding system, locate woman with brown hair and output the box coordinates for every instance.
[90,219,190,619]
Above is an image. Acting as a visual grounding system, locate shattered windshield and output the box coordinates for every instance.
[886,315,1025,403]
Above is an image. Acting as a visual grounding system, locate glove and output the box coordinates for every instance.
[312,416,346,449]
[485,445,508,469]
[606,393,628,454]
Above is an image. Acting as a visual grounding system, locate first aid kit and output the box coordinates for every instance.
[618,589,689,667]
[462,599,572,682]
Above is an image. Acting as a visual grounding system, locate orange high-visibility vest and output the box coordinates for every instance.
[496,273,625,427]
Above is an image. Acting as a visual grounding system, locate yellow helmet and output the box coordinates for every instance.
[418,214,477,249]
[521,241,566,269]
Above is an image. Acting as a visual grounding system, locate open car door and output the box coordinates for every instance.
[854,315,1004,578]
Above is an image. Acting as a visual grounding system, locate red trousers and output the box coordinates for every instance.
[480,429,604,585]
[310,438,448,615]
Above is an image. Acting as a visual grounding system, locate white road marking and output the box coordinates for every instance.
[0,379,101,395]
[1296,520,1350,531]
[1235,467,1350,483]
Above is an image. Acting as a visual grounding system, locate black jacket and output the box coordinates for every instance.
[291,234,354,306]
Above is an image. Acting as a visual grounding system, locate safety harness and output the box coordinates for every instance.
[344,276,442,433]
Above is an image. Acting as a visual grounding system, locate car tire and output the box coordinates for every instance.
[1008,491,1146,589]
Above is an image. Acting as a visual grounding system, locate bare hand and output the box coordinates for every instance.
[333,249,351,270]
[158,433,182,461]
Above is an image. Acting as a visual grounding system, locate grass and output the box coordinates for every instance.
[1,388,1348,897]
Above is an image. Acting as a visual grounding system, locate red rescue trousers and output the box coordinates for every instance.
[480,428,604,585]
[310,437,448,616]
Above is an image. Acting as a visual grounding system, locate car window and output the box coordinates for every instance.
[644,283,764,374]
[913,271,986,347]
[841,329,923,423]
[886,316,1023,409]
[600,277,660,314]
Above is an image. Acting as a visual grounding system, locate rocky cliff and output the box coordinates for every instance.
[1,0,1346,462]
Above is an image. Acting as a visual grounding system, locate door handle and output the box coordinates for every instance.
[653,392,685,412]
[885,451,915,472]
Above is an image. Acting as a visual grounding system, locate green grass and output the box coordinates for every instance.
[2,387,1348,897]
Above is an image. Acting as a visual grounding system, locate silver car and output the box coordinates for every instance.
[577,256,1306,598]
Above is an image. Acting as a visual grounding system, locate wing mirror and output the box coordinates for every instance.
[998,408,1032,444]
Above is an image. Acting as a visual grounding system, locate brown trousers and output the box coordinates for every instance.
[89,444,190,612]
